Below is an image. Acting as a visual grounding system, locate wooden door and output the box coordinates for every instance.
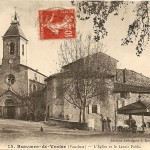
[7,106,15,119]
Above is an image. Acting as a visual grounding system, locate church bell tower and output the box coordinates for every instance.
[2,10,28,69]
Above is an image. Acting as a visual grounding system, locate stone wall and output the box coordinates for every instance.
[86,52,118,76]
[0,65,28,95]
[46,118,87,130]
[2,37,21,68]
[116,69,150,86]
[46,76,64,119]
[29,79,45,93]
[28,69,46,84]
[46,72,117,131]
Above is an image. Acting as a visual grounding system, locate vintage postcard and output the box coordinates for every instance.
[0,0,150,150]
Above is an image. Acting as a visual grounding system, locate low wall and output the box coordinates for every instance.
[46,118,88,130]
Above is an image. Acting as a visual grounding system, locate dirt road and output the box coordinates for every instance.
[0,119,150,150]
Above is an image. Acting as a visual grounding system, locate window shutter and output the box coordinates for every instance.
[88,104,92,114]
[122,100,125,107]
[127,92,131,99]
[97,104,100,114]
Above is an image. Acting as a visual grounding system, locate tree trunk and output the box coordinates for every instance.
[82,99,86,123]
[114,109,117,131]
[79,108,82,122]
[83,106,86,123]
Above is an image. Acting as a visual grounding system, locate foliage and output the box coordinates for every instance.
[71,1,150,56]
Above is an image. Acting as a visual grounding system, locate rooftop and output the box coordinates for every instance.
[3,11,27,41]
[19,64,47,77]
[114,82,150,94]
[118,100,150,116]
[62,51,118,69]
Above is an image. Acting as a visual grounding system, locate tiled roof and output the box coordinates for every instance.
[118,100,150,115]
[118,100,148,111]
[3,22,27,41]
[62,51,118,69]
[114,82,150,94]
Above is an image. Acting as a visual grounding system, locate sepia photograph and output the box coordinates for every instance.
[0,0,150,150]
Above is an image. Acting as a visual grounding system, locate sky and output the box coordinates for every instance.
[0,0,150,77]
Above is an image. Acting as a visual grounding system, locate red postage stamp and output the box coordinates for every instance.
[39,9,76,40]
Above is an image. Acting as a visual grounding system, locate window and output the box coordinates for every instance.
[6,74,15,85]
[10,42,15,55]
[33,84,37,92]
[120,92,127,99]
[120,92,131,99]
[88,104,100,114]
[31,83,37,92]
[22,44,24,56]
[92,105,97,113]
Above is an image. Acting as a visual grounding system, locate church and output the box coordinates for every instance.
[0,11,47,119]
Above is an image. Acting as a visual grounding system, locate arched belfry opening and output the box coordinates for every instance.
[10,42,15,55]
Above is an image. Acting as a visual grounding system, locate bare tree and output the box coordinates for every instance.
[26,89,46,121]
[58,34,117,123]
[18,87,46,121]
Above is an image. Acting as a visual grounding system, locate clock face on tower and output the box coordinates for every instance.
[8,59,13,64]
[6,74,16,86]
